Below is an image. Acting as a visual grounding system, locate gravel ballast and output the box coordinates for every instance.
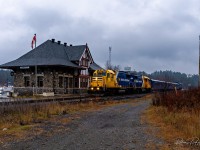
[1,99,163,150]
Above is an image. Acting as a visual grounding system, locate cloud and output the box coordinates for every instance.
[0,0,199,74]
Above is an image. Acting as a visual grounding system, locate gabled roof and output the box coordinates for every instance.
[0,40,89,69]
[67,45,86,61]
[89,62,103,71]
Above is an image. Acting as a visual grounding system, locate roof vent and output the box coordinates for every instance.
[70,44,72,46]
[64,43,67,47]
[58,41,61,45]
[52,39,55,43]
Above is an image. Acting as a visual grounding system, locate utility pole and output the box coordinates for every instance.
[199,35,200,87]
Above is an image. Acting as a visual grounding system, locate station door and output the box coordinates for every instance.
[64,77,73,94]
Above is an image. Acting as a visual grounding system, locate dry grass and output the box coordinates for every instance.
[144,88,200,149]
[0,101,101,143]
[0,96,146,143]
[0,101,98,128]
[152,89,200,138]
[143,106,193,150]
[152,88,200,110]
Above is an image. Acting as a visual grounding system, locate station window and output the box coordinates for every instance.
[59,76,63,88]
[69,78,73,88]
[24,76,30,87]
[80,78,88,88]
[81,70,87,75]
[37,76,44,87]
[81,58,88,67]
[74,78,79,88]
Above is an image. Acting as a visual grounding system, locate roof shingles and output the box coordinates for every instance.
[0,40,103,71]
[0,40,86,68]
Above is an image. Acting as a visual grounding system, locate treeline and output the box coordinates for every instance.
[0,69,14,86]
[138,70,198,89]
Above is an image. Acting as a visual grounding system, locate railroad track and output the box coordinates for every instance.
[0,93,149,106]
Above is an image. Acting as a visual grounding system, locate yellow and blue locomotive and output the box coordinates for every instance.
[88,69,151,94]
[88,69,182,94]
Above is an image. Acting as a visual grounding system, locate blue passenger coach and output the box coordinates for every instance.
[151,79,182,91]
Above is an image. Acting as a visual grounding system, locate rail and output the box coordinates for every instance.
[0,93,148,106]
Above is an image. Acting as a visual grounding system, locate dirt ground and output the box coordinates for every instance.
[0,98,164,150]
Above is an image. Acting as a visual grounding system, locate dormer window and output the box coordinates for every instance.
[81,58,88,67]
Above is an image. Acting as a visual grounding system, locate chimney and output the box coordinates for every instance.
[86,43,88,50]
[52,39,55,43]
[58,41,61,45]
[64,43,67,47]
[70,44,72,46]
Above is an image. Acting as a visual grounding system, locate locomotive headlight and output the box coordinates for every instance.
[97,87,100,90]
[91,87,94,90]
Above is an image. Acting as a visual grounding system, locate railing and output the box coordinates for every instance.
[92,77,103,81]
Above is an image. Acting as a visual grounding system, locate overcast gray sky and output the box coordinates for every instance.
[0,0,199,74]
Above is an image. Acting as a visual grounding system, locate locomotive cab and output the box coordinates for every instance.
[88,69,119,93]
[142,76,151,92]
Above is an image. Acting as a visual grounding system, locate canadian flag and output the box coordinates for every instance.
[31,34,36,49]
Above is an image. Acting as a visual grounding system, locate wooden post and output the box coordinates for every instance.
[35,65,37,95]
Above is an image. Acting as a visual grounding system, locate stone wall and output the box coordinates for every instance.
[43,70,53,88]
[14,87,33,96]
[13,68,78,95]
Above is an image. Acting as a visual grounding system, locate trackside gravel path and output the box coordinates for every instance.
[2,99,164,150]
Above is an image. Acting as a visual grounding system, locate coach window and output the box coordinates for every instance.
[111,74,113,81]
[24,76,30,87]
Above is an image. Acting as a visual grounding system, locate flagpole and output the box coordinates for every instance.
[31,34,36,49]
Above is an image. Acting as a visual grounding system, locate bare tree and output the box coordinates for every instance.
[113,65,120,71]
[105,61,120,71]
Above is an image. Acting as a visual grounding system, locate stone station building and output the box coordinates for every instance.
[0,39,102,96]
